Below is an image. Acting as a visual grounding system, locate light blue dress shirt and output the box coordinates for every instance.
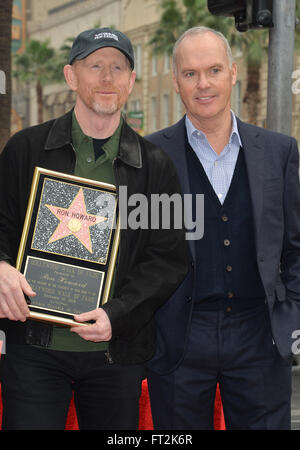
[186,112,242,204]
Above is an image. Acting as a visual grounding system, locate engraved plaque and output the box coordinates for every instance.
[16,168,120,326]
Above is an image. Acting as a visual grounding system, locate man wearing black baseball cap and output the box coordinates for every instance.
[0,27,188,429]
[69,27,135,68]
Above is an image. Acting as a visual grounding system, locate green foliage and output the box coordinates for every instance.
[12,20,107,88]
[150,0,300,124]
[295,0,300,48]
[241,29,268,67]
[149,0,183,54]
[56,21,103,70]
[150,0,299,66]
[13,39,63,85]
[56,36,75,73]
[149,0,235,54]
[183,0,233,35]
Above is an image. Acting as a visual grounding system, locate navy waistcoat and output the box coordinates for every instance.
[186,143,266,304]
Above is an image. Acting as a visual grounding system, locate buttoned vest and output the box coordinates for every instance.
[186,143,266,304]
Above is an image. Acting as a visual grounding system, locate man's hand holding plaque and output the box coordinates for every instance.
[0,261,35,322]
[0,259,112,342]
[71,308,112,342]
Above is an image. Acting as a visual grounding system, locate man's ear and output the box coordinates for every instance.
[231,62,237,86]
[64,64,78,91]
[172,71,180,94]
[128,70,136,95]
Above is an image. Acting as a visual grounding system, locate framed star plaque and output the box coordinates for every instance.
[16,167,120,327]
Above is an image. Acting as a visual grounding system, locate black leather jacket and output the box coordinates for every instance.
[0,110,188,364]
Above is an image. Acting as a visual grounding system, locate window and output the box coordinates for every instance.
[131,99,141,112]
[133,44,142,79]
[0,70,6,94]
[175,93,182,122]
[152,54,157,76]
[164,52,170,73]
[151,97,157,132]
[163,94,169,128]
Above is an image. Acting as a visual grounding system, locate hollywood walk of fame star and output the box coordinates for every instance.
[45,188,107,254]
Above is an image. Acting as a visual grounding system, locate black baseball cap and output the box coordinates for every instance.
[69,27,135,69]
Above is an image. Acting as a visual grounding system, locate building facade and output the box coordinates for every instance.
[15,0,300,140]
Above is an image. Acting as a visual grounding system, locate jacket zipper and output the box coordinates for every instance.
[105,351,114,364]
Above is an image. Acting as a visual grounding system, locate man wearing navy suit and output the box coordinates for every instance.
[146,26,300,430]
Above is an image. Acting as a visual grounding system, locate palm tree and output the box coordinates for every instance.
[13,39,62,124]
[57,20,102,67]
[0,0,13,152]
[149,0,273,125]
[241,29,268,125]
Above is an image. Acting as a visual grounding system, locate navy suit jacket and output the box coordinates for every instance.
[146,116,300,375]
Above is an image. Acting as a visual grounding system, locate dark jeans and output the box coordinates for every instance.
[0,344,145,430]
[148,304,292,430]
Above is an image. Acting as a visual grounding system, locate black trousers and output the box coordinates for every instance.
[0,344,145,430]
[148,304,292,430]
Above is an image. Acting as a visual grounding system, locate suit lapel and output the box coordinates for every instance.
[237,119,264,247]
[162,117,191,196]
[163,118,196,260]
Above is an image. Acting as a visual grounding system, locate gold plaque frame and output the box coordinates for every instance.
[16,167,120,327]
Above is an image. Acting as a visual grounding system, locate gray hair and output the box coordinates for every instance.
[172,26,233,75]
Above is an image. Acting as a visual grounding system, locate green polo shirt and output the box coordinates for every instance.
[48,112,122,351]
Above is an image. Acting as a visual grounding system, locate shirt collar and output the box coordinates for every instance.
[185,111,242,148]
[72,110,92,149]
[72,111,123,162]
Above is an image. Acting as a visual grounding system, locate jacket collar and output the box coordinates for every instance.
[118,120,142,168]
[44,109,142,169]
[159,117,190,193]
[236,117,264,244]
[45,109,73,150]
